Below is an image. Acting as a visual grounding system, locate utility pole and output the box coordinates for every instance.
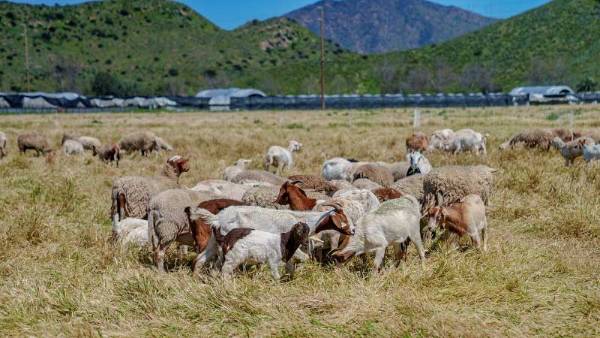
[319,6,325,110]
[23,23,31,92]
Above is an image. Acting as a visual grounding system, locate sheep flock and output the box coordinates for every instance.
[0,108,598,336]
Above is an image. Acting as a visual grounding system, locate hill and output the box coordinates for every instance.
[284,0,497,54]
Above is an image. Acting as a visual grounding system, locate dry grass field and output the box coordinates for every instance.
[0,106,599,337]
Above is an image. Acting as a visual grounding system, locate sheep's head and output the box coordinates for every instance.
[167,155,190,175]
[289,140,302,152]
[406,151,425,176]
[314,202,354,236]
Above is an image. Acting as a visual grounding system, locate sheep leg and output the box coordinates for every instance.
[154,245,167,272]
[372,247,386,273]
[269,260,281,281]
[193,237,218,274]
[481,225,488,252]
[285,260,295,278]
[221,259,236,279]
[411,234,426,267]
[470,232,482,250]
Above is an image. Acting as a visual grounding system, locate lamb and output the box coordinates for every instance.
[332,195,425,272]
[372,187,404,202]
[0,131,7,159]
[583,144,600,163]
[148,188,218,271]
[392,174,425,202]
[448,129,487,155]
[223,159,252,181]
[213,222,310,280]
[118,131,161,156]
[406,151,432,176]
[62,139,84,156]
[422,165,496,211]
[93,144,121,167]
[111,155,190,226]
[17,132,52,156]
[264,140,303,174]
[352,163,394,187]
[406,132,429,152]
[551,136,595,166]
[426,194,488,251]
[112,218,149,246]
[287,174,338,195]
[189,202,354,268]
[429,129,455,151]
[61,133,101,151]
[499,129,555,151]
[321,157,354,181]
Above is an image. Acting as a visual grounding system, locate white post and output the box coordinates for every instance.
[413,109,421,129]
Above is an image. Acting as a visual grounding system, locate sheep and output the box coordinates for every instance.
[332,189,381,213]
[380,161,411,181]
[17,132,52,156]
[551,136,595,166]
[352,178,382,191]
[223,159,252,181]
[287,174,338,195]
[583,144,600,163]
[551,128,581,142]
[448,129,487,155]
[242,185,290,209]
[372,187,404,202]
[61,133,101,151]
[406,132,429,152]
[321,157,354,181]
[499,129,555,151]
[328,179,355,191]
[231,169,286,186]
[62,139,84,156]
[352,163,394,187]
[118,131,161,156]
[189,202,354,269]
[392,175,425,202]
[111,155,190,226]
[112,218,149,246]
[148,188,218,272]
[581,129,600,143]
[93,144,121,167]
[0,132,7,159]
[332,195,425,272]
[406,151,432,176]
[190,179,253,200]
[422,165,496,211]
[264,140,303,174]
[425,194,488,251]
[429,129,455,151]
[212,222,310,280]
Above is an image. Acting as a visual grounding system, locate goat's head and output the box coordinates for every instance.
[426,206,446,232]
[314,202,354,236]
[167,155,190,174]
[290,222,310,246]
[289,140,303,152]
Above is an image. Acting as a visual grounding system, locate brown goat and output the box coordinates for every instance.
[274,181,316,211]
[93,144,121,167]
[406,132,429,152]
[372,187,404,202]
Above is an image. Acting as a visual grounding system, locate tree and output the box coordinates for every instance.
[431,59,457,92]
[399,66,433,93]
[576,77,598,92]
[375,58,399,94]
[460,64,499,93]
[49,55,82,92]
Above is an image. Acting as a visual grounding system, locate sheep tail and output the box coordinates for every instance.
[192,208,221,229]
[147,209,160,250]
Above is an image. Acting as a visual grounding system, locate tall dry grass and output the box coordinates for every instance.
[0,106,599,336]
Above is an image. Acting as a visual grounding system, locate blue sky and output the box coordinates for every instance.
[12,0,551,30]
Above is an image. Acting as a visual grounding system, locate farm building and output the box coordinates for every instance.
[196,88,266,110]
[509,86,578,104]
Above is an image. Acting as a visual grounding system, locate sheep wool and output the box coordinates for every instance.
[352,164,394,187]
[423,165,495,210]
[392,174,425,202]
[118,131,159,156]
[232,169,286,186]
[62,139,84,156]
[242,186,290,209]
[17,132,52,155]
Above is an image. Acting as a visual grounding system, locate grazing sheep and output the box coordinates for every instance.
[17,132,52,156]
[223,159,252,181]
[392,175,425,202]
[500,129,555,151]
[264,140,303,174]
[231,169,286,186]
[352,163,394,187]
[352,178,382,191]
[333,195,425,272]
[191,179,253,201]
[372,187,404,202]
[287,174,338,195]
[321,157,354,181]
[0,131,7,159]
[62,133,101,151]
[429,129,455,151]
[581,129,600,143]
[118,131,160,156]
[93,144,121,166]
[551,136,595,166]
[113,218,149,246]
[213,222,310,280]
[583,144,600,163]
[426,194,488,251]
[111,156,190,226]
[406,151,432,176]
[406,132,429,152]
[448,129,487,155]
[422,165,496,211]
[551,128,581,142]
[62,139,84,156]
[148,189,217,272]
[380,161,411,181]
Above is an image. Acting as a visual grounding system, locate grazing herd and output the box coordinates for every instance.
[1,124,599,281]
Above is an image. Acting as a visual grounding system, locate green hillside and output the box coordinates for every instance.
[0,0,599,95]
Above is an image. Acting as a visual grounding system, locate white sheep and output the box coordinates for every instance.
[552,137,595,166]
[113,218,149,246]
[428,129,455,151]
[62,139,84,156]
[406,151,432,176]
[190,179,253,200]
[448,129,487,155]
[333,195,425,272]
[264,140,302,174]
[0,131,7,159]
[213,222,310,280]
[223,159,252,181]
[583,144,600,163]
[322,157,354,181]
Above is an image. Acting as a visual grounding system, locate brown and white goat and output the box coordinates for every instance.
[426,194,488,251]
[274,181,317,211]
